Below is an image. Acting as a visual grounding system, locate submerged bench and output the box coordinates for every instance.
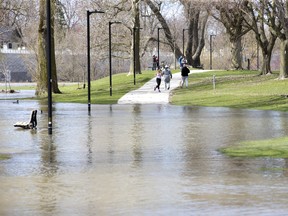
[14,110,37,129]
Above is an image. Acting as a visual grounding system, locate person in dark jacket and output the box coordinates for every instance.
[181,63,190,88]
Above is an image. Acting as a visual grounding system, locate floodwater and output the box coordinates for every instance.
[1,97,288,215]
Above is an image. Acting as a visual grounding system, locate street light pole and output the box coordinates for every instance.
[257,42,259,70]
[109,21,121,96]
[210,34,216,70]
[133,27,142,85]
[47,0,52,134]
[182,29,188,55]
[174,38,176,69]
[157,28,163,68]
[87,10,104,113]
[133,27,136,85]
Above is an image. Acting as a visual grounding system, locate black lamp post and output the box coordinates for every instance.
[182,29,188,55]
[109,21,121,96]
[46,0,52,134]
[210,34,216,70]
[133,27,142,85]
[257,42,259,70]
[157,27,164,68]
[87,10,104,113]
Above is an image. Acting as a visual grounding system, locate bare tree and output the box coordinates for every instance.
[144,0,182,63]
[243,0,277,75]
[212,0,251,70]
[267,0,288,79]
[181,0,209,68]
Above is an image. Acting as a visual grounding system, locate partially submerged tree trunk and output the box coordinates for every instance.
[36,0,61,96]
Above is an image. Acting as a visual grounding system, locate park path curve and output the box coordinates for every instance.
[118,70,211,105]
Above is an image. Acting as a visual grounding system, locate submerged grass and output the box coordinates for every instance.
[0,154,11,160]
[219,137,288,158]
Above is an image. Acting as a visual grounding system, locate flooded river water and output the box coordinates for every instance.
[1,99,288,215]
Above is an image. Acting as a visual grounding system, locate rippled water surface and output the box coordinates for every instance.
[1,100,288,215]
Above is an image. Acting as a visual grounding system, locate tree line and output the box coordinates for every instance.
[1,0,288,95]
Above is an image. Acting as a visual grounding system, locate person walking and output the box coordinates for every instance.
[178,55,183,69]
[181,56,187,67]
[154,68,162,92]
[179,55,187,69]
[181,63,190,88]
[162,65,172,90]
[152,55,157,70]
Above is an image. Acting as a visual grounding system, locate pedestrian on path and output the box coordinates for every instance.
[154,68,162,92]
[162,65,172,90]
[178,56,183,69]
[181,63,190,88]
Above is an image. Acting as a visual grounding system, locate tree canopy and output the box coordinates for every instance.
[1,0,287,90]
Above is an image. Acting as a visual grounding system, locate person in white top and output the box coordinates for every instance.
[154,68,162,92]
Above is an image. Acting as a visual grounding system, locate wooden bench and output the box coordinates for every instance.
[14,110,37,129]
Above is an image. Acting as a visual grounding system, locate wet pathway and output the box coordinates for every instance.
[118,70,210,104]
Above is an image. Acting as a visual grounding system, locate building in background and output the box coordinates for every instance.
[0,27,32,82]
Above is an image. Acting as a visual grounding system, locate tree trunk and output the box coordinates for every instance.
[279,39,288,79]
[230,37,242,70]
[191,13,207,68]
[36,0,47,96]
[36,0,61,96]
[129,0,141,75]
[260,51,272,75]
[182,3,208,68]
[185,11,199,67]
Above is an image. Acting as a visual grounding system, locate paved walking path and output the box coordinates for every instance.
[118,70,211,105]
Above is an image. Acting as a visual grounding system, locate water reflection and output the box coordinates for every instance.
[86,116,93,164]
[39,135,58,176]
[131,104,144,168]
[1,101,288,215]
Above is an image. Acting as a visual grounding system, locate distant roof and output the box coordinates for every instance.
[0,26,22,43]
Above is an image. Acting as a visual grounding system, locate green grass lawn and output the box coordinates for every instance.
[172,70,288,111]
[50,71,157,104]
